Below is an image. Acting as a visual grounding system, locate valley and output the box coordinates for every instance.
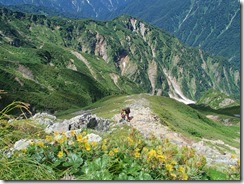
[0,5,241,181]
[0,7,240,113]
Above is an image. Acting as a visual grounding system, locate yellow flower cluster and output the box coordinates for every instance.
[85,142,91,151]
[57,151,64,158]
[108,148,119,157]
[76,134,83,142]
[133,148,140,158]
[109,150,114,156]
[127,136,134,146]
[36,141,45,148]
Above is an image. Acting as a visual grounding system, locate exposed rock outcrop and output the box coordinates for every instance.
[31,112,56,126]
[45,112,110,134]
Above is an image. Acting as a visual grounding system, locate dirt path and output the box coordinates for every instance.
[112,95,239,166]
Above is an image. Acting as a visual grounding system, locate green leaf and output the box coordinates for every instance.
[138,171,153,180]
[63,153,83,167]
[117,172,128,180]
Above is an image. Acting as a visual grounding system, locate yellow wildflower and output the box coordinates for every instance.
[83,138,88,144]
[82,131,87,136]
[182,173,188,180]
[57,136,66,144]
[91,142,97,147]
[134,148,139,152]
[37,141,44,148]
[45,135,53,142]
[237,159,240,167]
[113,148,119,153]
[148,149,157,158]
[76,134,83,142]
[103,139,108,144]
[127,137,134,145]
[231,154,236,159]
[54,131,59,136]
[21,149,27,154]
[156,145,162,154]
[178,166,185,173]
[109,150,114,156]
[165,164,173,172]
[171,160,177,165]
[170,173,177,179]
[134,152,140,158]
[70,130,76,137]
[102,144,107,151]
[230,166,236,172]
[57,151,64,158]
[157,155,165,162]
[85,143,91,151]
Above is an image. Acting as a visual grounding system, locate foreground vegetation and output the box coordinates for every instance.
[0,92,240,180]
[0,122,240,180]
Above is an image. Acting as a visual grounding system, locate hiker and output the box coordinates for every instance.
[121,107,132,122]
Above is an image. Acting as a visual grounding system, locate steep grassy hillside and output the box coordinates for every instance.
[197,89,240,110]
[0,9,142,112]
[81,94,240,149]
[0,7,240,113]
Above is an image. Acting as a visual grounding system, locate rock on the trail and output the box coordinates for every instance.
[45,112,110,134]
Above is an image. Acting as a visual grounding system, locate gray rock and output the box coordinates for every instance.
[45,112,110,134]
[31,112,56,127]
[85,133,102,143]
[13,139,32,151]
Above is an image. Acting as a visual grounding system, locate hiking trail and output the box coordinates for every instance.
[112,95,239,166]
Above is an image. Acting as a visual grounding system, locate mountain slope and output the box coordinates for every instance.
[0,0,240,66]
[0,0,131,18]
[0,7,240,112]
[109,0,240,65]
[82,94,240,159]
[0,8,143,112]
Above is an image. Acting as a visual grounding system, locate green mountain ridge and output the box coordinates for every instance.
[108,0,240,65]
[0,7,240,113]
[197,89,240,110]
[0,0,239,65]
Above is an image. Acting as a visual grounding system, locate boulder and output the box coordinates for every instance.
[45,112,110,134]
[31,112,56,127]
[13,139,32,151]
[85,133,102,143]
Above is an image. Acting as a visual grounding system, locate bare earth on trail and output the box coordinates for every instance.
[112,95,239,166]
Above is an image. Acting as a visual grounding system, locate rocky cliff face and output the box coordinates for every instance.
[76,16,239,103]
